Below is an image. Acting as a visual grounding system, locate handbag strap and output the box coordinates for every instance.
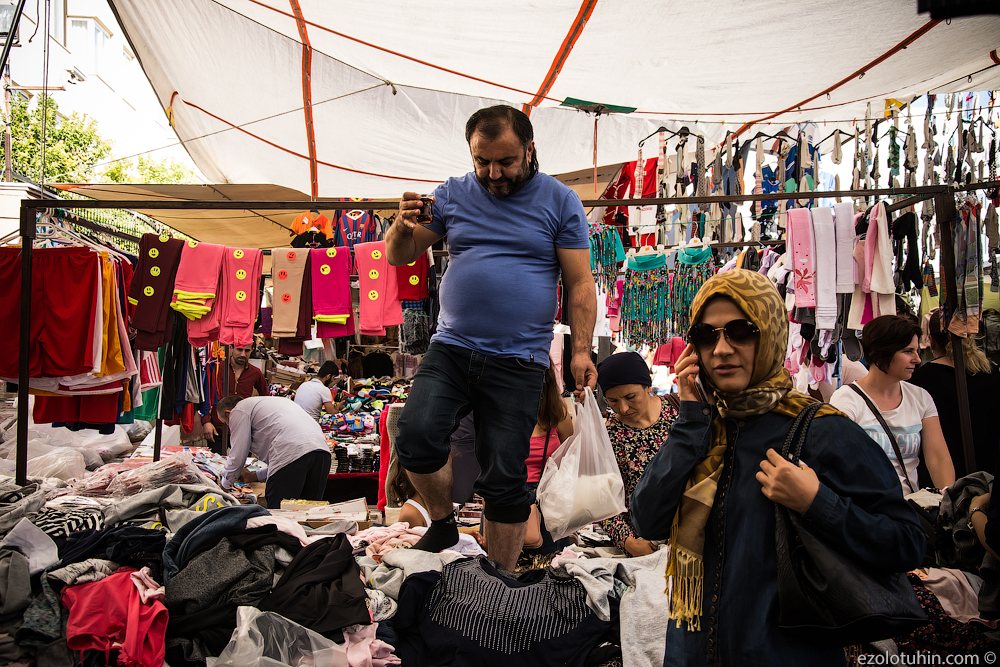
[540,428,553,464]
[848,383,915,493]
[781,401,825,464]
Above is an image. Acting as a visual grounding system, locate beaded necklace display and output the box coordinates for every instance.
[590,225,622,294]
[621,253,671,349]
[670,246,716,338]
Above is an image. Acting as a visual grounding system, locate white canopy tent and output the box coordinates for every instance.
[105,0,1000,199]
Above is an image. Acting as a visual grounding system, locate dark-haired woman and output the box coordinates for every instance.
[525,365,574,485]
[831,315,955,492]
[596,351,678,557]
[909,309,1000,478]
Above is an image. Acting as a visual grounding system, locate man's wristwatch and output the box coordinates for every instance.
[969,505,988,530]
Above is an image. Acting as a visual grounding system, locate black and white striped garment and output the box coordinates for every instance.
[29,507,104,538]
[395,556,611,666]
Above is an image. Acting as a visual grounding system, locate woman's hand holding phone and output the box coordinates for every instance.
[675,343,712,404]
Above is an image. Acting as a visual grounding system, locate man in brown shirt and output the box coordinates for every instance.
[203,344,269,453]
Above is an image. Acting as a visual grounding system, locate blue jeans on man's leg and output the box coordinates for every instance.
[395,341,544,524]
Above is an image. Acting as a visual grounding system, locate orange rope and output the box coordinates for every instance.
[289,0,319,197]
[523,0,599,116]
[730,19,941,139]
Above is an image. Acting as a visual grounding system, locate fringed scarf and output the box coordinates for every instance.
[665,269,843,631]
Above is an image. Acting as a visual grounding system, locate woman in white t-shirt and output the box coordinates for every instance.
[831,315,955,493]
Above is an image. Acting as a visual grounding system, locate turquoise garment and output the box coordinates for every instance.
[614,231,626,263]
[626,253,667,271]
[676,246,712,266]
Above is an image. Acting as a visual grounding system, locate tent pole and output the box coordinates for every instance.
[934,188,975,474]
[15,201,35,486]
[153,418,162,462]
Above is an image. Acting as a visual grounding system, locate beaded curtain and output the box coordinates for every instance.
[670,254,717,338]
[621,263,672,348]
[590,226,620,294]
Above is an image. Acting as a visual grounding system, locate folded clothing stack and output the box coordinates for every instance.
[170,242,226,320]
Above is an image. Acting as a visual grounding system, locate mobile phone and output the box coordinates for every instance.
[416,195,435,223]
[694,369,711,403]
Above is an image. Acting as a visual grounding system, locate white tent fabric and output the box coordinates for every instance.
[109,0,1000,198]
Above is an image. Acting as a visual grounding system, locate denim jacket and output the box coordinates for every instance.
[631,401,926,667]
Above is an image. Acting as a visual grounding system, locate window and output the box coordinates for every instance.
[67,17,112,76]
[49,0,65,44]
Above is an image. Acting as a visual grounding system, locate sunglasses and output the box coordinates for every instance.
[687,319,761,351]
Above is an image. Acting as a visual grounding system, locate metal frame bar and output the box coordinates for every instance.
[15,181,996,484]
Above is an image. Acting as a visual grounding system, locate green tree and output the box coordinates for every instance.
[101,155,197,184]
[2,93,113,182]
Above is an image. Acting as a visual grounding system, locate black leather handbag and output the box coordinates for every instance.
[774,401,927,646]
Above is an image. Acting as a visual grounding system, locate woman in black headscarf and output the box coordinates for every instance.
[596,351,679,557]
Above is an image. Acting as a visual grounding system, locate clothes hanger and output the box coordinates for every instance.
[637,125,691,148]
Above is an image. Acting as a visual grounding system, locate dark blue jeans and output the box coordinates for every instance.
[395,341,545,523]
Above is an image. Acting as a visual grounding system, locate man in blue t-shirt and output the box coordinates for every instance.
[385,105,597,570]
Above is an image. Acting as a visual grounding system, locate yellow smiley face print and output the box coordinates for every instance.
[371,250,382,260]
[236,269,247,280]
[235,290,247,302]
[368,290,379,301]
[409,275,420,285]
[143,286,154,297]
[368,269,379,280]
[320,264,331,275]
[326,248,337,257]
[148,248,159,259]
[150,266,161,277]
[233,249,244,259]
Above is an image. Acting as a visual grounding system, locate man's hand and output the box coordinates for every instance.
[395,192,424,237]
[756,449,820,514]
[203,423,218,442]
[570,351,597,400]
[239,467,257,484]
[624,536,655,557]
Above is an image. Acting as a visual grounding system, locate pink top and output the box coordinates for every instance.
[788,208,816,307]
[526,427,561,483]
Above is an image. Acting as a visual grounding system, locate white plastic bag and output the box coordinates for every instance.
[537,387,626,540]
[210,606,348,667]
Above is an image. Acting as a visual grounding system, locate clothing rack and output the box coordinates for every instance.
[12,181,998,482]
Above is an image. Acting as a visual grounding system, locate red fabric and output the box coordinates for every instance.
[600,163,635,244]
[629,232,657,248]
[377,409,390,511]
[33,393,120,424]
[652,337,687,372]
[395,253,429,300]
[61,568,168,667]
[0,247,99,378]
[640,157,658,198]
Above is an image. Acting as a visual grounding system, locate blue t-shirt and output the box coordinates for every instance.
[425,172,589,364]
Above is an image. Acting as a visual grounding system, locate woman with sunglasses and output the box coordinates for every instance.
[594,351,679,557]
[630,270,925,666]
[830,315,955,493]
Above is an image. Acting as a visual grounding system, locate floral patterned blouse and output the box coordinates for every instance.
[599,399,679,550]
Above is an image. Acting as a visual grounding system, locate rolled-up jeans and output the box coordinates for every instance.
[395,341,544,523]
